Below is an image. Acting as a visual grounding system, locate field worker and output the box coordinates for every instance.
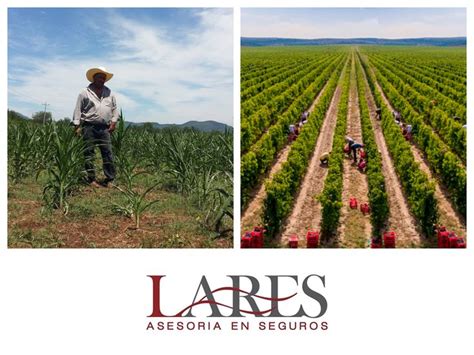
[350,142,364,163]
[406,124,412,134]
[301,110,309,122]
[289,124,296,134]
[320,151,330,166]
[375,108,382,120]
[345,136,354,149]
[392,110,402,124]
[344,136,354,157]
[73,66,118,188]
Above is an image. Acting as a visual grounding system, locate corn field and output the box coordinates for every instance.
[8,110,233,248]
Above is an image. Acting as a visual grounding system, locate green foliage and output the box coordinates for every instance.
[113,177,161,230]
[359,51,439,236]
[32,111,52,123]
[241,52,347,204]
[8,111,233,236]
[318,57,352,238]
[355,55,389,236]
[42,124,86,214]
[359,50,464,220]
[263,54,350,238]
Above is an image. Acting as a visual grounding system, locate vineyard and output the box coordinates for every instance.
[8,111,233,248]
[240,46,466,248]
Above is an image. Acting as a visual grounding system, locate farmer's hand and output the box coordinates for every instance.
[108,122,117,133]
[74,125,81,136]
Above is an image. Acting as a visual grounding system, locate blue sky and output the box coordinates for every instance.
[242,8,466,39]
[8,8,233,125]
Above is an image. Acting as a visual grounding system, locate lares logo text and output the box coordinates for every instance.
[146,274,329,332]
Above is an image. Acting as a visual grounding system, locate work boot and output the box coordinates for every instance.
[99,179,113,188]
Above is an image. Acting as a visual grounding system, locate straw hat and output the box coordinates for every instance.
[86,66,114,82]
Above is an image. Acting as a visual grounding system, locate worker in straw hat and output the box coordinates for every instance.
[73,66,118,188]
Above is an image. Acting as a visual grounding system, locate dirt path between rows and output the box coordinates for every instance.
[365,59,466,240]
[359,59,421,247]
[278,64,347,246]
[241,82,330,233]
[337,58,371,248]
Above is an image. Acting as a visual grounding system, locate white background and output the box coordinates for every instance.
[1,0,473,354]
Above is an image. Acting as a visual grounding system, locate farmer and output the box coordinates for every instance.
[346,136,364,163]
[320,151,330,166]
[392,110,402,125]
[301,110,309,123]
[73,66,118,188]
[375,108,382,120]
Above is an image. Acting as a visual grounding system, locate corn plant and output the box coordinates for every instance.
[112,162,161,229]
[42,124,86,214]
[32,121,55,175]
[113,182,161,230]
[8,122,38,183]
[162,129,197,193]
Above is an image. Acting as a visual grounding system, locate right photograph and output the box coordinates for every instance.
[240,8,466,248]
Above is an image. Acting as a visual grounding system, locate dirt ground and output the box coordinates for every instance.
[8,179,232,248]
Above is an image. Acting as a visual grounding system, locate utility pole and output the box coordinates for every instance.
[42,102,49,124]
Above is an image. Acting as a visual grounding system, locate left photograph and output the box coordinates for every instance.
[8,8,234,248]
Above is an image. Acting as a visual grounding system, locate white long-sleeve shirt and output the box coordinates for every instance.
[72,85,119,125]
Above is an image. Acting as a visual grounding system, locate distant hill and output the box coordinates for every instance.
[8,109,30,121]
[241,37,467,47]
[128,120,233,133]
[7,109,231,133]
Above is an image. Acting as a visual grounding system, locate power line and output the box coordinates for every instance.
[42,102,50,124]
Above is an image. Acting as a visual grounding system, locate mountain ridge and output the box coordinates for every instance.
[241,37,467,47]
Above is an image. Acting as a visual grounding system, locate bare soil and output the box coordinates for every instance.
[8,181,232,249]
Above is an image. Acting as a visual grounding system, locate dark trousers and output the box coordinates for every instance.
[82,124,116,183]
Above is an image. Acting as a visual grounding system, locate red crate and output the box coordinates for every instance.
[241,232,252,248]
[455,238,466,248]
[306,231,319,248]
[289,235,298,248]
[349,197,358,209]
[383,231,396,248]
[448,233,459,248]
[251,227,265,248]
[437,230,450,248]
[371,238,383,248]
[360,203,370,215]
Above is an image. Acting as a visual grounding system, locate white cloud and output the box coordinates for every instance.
[242,11,466,39]
[9,9,233,126]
